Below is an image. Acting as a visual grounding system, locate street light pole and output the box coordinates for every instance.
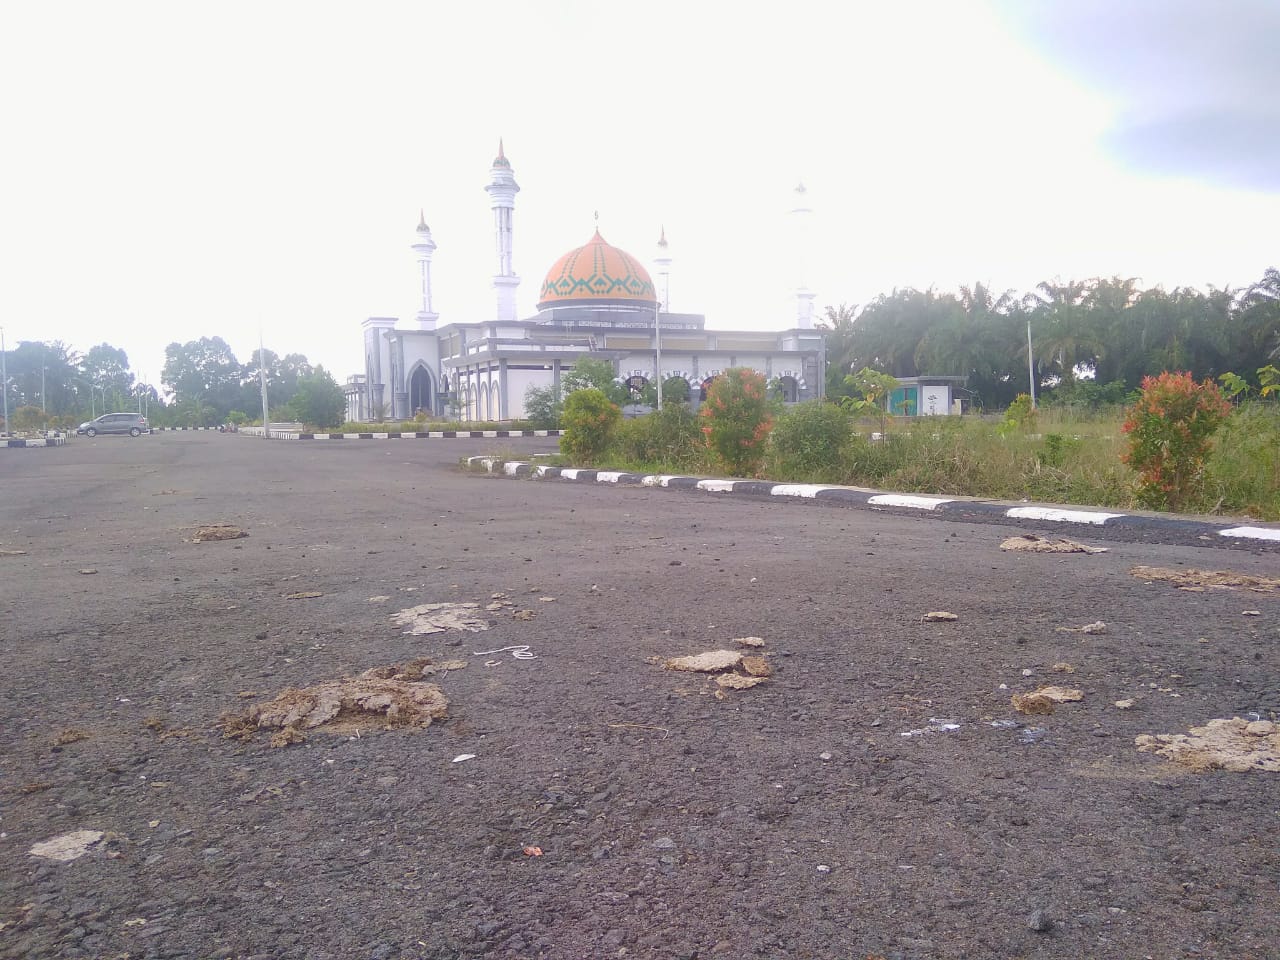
[1026,319,1037,409]
[0,326,8,436]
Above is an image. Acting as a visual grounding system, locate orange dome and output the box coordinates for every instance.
[538,230,656,309]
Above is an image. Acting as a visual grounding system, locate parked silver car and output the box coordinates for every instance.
[76,413,150,437]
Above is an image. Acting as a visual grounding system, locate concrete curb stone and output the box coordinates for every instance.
[463,456,1280,546]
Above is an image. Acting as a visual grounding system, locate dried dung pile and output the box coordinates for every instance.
[391,602,490,635]
[191,525,248,542]
[1012,685,1084,715]
[663,647,774,696]
[665,650,742,672]
[1130,566,1280,593]
[1136,718,1280,773]
[222,660,451,747]
[1001,534,1107,554]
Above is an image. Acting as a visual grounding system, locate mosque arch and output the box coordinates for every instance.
[408,364,434,416]
[772,374,799,403]
[662,375,691,403]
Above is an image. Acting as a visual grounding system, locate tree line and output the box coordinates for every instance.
[820,268,1280,409]
[1,335,344,429]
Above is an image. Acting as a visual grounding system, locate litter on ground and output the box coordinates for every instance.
[1055,621,1107,634]
[1001,534,1107,554]
[472,644,537,660]
[29,830,104,862]
[221,663,449,746]
[1012,685,1084,715]
[191,525,248,542]
[391,602,490,635]
[1129,566,1280,593]
[1136,718,1280,773]
[285,592,324,600]
[901,718,961,737]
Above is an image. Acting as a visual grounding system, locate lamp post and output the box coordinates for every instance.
[0,326,8,436]
[1026,319,1037,409]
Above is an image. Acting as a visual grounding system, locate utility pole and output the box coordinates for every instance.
[0,326,8,435]
[1026,319,1037,409]
[40,346,46,416]
[258,328,270,436]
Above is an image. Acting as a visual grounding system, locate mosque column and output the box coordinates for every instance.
[498,358,509,421]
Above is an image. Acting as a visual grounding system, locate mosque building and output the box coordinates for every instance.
[346,144,826,422]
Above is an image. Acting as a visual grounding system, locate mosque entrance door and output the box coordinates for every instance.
[409,366,434,416]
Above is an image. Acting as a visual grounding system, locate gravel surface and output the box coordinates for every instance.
[1,434,1278,960]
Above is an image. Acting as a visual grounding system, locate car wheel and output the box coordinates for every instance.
[85,427,97,437]
[129,427,141,437]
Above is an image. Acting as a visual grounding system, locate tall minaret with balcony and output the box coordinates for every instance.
[484,140,520,322]
[410,211,439,331]
[790,182,816,329]
[654,226,672,315]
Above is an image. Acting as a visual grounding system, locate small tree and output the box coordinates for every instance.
[560,388,621,464]
[700,367,775,476]
[11,405,45,431]
[563,358,627,406]
[839,367,898,437]
[1122,371,1231,510]
[766,400,853,481]
[286,368,346,428]
[523,383,563,429]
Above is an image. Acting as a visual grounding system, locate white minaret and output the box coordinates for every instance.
[410,210,439,331]
[654,226,672,312]
[790,182,816,329]
[484,139,520,323]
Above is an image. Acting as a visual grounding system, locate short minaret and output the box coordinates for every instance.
[790,182,815,329]
[484,140,521,323]
[654,226,672,312]
[410,210,439,331]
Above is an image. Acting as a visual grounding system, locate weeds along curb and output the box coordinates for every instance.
[462,456,1280,548]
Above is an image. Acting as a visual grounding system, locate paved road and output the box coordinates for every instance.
[1,434,1277,959]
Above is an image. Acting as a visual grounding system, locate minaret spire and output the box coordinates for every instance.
[410,212,438,330]
[484,140,520,321]
[790,182,815,329]
[654,226,672,312]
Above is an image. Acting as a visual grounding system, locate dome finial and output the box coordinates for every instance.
[657,225,668,248]
[417,209,429,231]
[492,138,511,168]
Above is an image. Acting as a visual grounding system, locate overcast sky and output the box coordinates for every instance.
[2,0,1277,390]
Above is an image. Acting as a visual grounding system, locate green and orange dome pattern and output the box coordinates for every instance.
[538,230,656,308]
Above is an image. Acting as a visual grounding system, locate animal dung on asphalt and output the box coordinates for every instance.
[1114,699,1137,710]
[741,656,773,677]
[191,525,248,542]
[29,829,104,862]
[391,601,490,635]
[921,611,958,622]
[1129,565,1279,593]
[1136,718,1280,773]
[359,657,466,680]
[733,636,766,648]
[664,650,743,673]
[221,664,449,747]
[716,673,768,690]
[1011,685,1084,715]
[511,608,536,621]
[1000,534,1107,554]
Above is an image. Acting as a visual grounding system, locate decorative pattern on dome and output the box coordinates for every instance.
[538,230,656,307]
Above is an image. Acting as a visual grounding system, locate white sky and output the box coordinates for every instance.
[2,0,1277,389]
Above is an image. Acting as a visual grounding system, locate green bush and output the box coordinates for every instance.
[1122,371,1231,510]
[611,405,706,471]
[1203,402,1280,519]
[560,388,620,464]
[765,401,852,481]
[523,384,562,429]
[700,368,775,476]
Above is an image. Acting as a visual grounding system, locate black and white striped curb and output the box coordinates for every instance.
[241,428,562,440]
[151,426,223,431]
[464,457,1280,545]
[2,437,66,448]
